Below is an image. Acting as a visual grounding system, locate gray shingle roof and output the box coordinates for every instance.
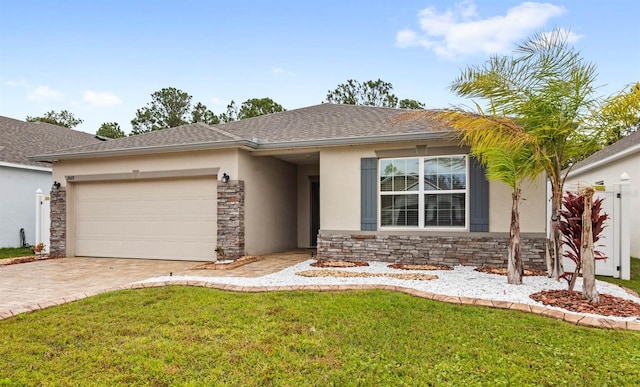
[571,130,640,172]
[0,116,103,168]
[220,103,443,143]
[36,122,241,157]
[30,104,451,161]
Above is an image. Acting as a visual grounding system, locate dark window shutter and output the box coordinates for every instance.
[469,156,489,232]
[361,157,377,231]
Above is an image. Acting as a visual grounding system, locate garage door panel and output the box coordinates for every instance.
[74,178,217,261]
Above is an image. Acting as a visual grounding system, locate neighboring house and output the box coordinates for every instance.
[565,130,640,257]
[31,104,548,268]
[0,116,102,247]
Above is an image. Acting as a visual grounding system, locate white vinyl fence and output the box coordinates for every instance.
[35,189,50,254]
[554,174,631,280]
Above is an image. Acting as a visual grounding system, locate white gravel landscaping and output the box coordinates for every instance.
[137,259,640,322]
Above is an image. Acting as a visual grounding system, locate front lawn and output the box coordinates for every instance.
[0,247,32,260]
[1,287,639,385]
[598,257,640,294]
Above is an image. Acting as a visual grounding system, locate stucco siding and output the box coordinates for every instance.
[488,175,547,233]
[0,166,51,247]
[238,151,297,255]
[52,149,239,187]
[320,143,547,234]
[566,153,639,257]
[320,146,367,230]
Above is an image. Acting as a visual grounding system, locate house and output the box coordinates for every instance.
[565,130,639,257]
[0,116,102,247]
[31,104,548,268]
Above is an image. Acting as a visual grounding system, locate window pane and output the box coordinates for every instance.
[451,156,466,189]
[380,160,393,192]
[381,158,419,192]
[424,156,467,191]
[380,194,418,226]
[380,160,393,176]
[424,193,465,227]
[424,158,438,191]
[437,157,453,190]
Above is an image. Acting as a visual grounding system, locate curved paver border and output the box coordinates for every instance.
[1,281,639,331]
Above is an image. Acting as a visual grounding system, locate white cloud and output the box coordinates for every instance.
[272,67,295,76]
[28,85,64,102]
[539,28,583,44]
[82,91,122,107]
[396,1,569,59]
[5,79,32,88]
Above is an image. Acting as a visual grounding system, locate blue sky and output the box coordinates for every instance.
[1,0,638,134]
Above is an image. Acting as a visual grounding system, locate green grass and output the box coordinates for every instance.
[0,247,32,260]
[598,257,640,294]
[1,287,639,385]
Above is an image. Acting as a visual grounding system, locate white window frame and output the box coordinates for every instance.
[378,155,469,230]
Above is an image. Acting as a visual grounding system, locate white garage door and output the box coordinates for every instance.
[74,177,216,261]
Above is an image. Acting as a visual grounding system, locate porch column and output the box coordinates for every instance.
[217,180,245,260]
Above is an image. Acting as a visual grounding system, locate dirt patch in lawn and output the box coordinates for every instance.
[311,260,369,268]
[296,269,437,281]
[475,267,548,276]
[530,290,640,318]
[388,263,453,271]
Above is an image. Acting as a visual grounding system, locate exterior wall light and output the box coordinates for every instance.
[53,181,61,189]
[221,173,230,183]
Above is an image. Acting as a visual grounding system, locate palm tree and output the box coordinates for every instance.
[416,30,602,279]
[483,146,543,284]
[424,109,542,284]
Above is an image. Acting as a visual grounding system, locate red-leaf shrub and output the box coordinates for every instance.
[557,190,609,289]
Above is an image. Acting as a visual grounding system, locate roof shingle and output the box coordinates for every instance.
[571,130,640,172]
[0,116,102,168]
[29,104,451,161]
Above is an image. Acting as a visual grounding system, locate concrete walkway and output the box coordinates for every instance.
[0,252,311,319]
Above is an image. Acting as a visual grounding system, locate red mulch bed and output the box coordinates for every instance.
[475,267,548,276]
[530,290,640,318]
[311,260,369,268]
[388,263,453,271]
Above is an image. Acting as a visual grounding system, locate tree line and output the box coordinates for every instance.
[25,79,427,139]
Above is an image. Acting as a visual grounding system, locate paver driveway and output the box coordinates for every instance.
[0,258,199,317]
[0,252,310,318]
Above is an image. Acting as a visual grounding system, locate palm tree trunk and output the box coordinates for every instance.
[581,187,599,302]
[507,188,523,285]
[548,171,564,280]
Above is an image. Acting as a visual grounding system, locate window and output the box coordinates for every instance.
[379,155,467,228]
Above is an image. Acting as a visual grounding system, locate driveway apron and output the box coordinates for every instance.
[0,252,311,318]
[0,258,196,316]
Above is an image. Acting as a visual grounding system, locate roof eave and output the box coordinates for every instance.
[0,160,52,172]
[254,132,451,150]
[28,131,451,162]
[28,139,258,162]
[568,143,640,177]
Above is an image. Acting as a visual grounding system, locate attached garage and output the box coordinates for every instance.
[72,175,217,261]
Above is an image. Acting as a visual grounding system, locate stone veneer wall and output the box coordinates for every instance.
[49,187,66,258]
[217,180,245,261]
[317,232,547,270]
